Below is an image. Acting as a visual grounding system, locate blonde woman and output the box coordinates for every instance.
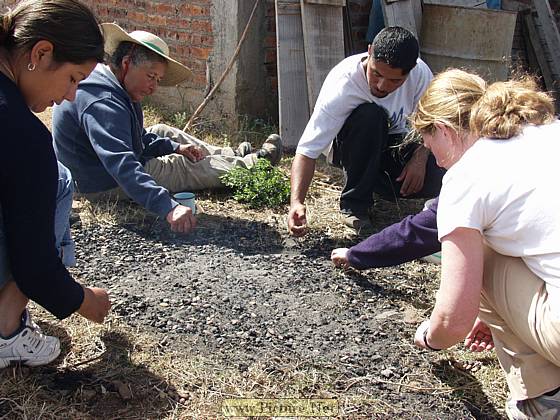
[410,69,560,419]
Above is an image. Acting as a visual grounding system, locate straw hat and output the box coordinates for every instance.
[101,22,192,86]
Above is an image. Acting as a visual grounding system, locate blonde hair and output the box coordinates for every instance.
[411,69,556,140]
[471,78,555,138]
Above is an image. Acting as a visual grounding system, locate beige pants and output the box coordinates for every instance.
[81,124,258,203]
[144,124,257,192]
[479,248,560,400]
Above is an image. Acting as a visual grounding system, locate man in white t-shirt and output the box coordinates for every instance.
[288,27,445,235]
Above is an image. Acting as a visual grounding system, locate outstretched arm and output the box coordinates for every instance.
[345,197,439,269]
[288,154,316,237]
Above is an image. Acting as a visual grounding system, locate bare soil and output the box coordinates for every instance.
[0,110,508,419]
[54,195,506,419]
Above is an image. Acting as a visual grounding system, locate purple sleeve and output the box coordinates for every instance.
[346,197,439,269]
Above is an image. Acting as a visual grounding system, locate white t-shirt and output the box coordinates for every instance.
[295,53,433,160]
[438,121,560,298]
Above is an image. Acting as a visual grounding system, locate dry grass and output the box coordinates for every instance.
[0,107,508,419]
[1,305,508,419]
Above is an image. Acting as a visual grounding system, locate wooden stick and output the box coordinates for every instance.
[521,10,555,92]
[183,0,261,131]
[532,0,560,77]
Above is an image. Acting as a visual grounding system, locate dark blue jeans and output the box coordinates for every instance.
[332,102,445,214]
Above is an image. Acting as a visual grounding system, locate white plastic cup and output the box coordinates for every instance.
[173,192,196,214]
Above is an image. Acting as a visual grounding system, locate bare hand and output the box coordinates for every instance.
[177,144,207,162]
[331,248,350,268]
[396,146,428,196]
[288,203,307,236]
[78,286,111,323]
[464,317,494,352]
[166,205,196,234]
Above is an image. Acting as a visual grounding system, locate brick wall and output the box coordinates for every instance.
[264,0,278,100]
[88,0,213,94]
[348,0,372,54]
[0,0,215,114]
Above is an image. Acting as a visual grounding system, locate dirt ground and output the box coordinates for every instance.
[56,194,505,419]
[0,110,508,419]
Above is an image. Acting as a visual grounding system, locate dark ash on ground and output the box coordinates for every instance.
[62,199,506,419]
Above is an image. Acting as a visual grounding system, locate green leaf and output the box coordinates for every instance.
[220,159,290,208]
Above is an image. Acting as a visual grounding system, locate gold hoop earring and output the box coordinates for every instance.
[27,63,36,71]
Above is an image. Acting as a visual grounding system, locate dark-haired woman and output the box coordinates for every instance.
[0,0,110,368]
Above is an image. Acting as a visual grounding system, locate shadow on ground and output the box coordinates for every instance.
[432,359,505,419]
[114,211,287,256]
[0,328,179,419]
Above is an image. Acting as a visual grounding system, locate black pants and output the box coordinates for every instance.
[332,102,445,214]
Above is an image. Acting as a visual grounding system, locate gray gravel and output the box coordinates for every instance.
[68,216,502,419]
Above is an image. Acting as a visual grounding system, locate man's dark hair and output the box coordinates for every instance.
[372,26,419,74]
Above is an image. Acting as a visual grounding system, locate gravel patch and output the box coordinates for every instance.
[68,213,504,419]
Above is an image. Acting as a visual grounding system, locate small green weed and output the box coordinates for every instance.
[221,159,290,208]
[169,111,190,129]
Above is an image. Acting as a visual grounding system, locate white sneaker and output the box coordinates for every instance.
[23,308,43,332]
[0,311,60,368]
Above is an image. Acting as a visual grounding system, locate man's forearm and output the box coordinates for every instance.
[290,154,316,206]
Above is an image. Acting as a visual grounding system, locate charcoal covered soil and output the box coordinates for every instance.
[4,109,507,418]
[59,197,506,419]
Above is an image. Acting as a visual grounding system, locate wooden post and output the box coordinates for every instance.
[276,0,310,149]
[532,0,560,78]
[521,9,559,110]
[381,0,422,39]
[300,0,346,113]
[521,11,555,92]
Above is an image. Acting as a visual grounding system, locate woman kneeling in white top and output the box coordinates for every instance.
[410,68,560,419]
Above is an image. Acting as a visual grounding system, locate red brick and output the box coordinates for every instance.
[155,3,173,15]
[264,35,276,49]
[191,46,211,60]
[264,49,276,64]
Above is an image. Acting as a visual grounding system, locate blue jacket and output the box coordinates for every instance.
[53,65,180,218]
[347,197,439,269]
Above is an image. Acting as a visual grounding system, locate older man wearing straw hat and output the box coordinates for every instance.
[53,23,282,234]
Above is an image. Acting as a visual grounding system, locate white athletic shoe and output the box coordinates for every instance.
[0,311,60,368]
[422,251,442,265]
[23,308,43,332]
